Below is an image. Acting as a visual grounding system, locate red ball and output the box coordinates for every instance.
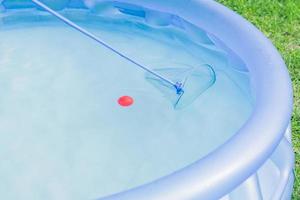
[118,96,134,107]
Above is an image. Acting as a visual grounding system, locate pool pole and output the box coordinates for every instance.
[31,0,184,95]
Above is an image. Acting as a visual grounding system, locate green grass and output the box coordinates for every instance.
[218,0,300,199]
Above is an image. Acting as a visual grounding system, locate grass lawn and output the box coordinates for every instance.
[218,0,300,199]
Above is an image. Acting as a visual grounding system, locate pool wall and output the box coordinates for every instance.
[0,0,294,199]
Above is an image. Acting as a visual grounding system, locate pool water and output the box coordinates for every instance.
[0,8,253,200]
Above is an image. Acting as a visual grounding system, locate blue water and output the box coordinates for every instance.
[0,9,253,199]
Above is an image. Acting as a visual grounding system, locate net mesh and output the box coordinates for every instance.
[146,64,216,109]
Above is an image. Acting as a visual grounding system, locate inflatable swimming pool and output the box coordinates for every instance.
[0,0,294,199]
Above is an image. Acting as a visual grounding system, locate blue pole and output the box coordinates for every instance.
[31,0,183,94]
